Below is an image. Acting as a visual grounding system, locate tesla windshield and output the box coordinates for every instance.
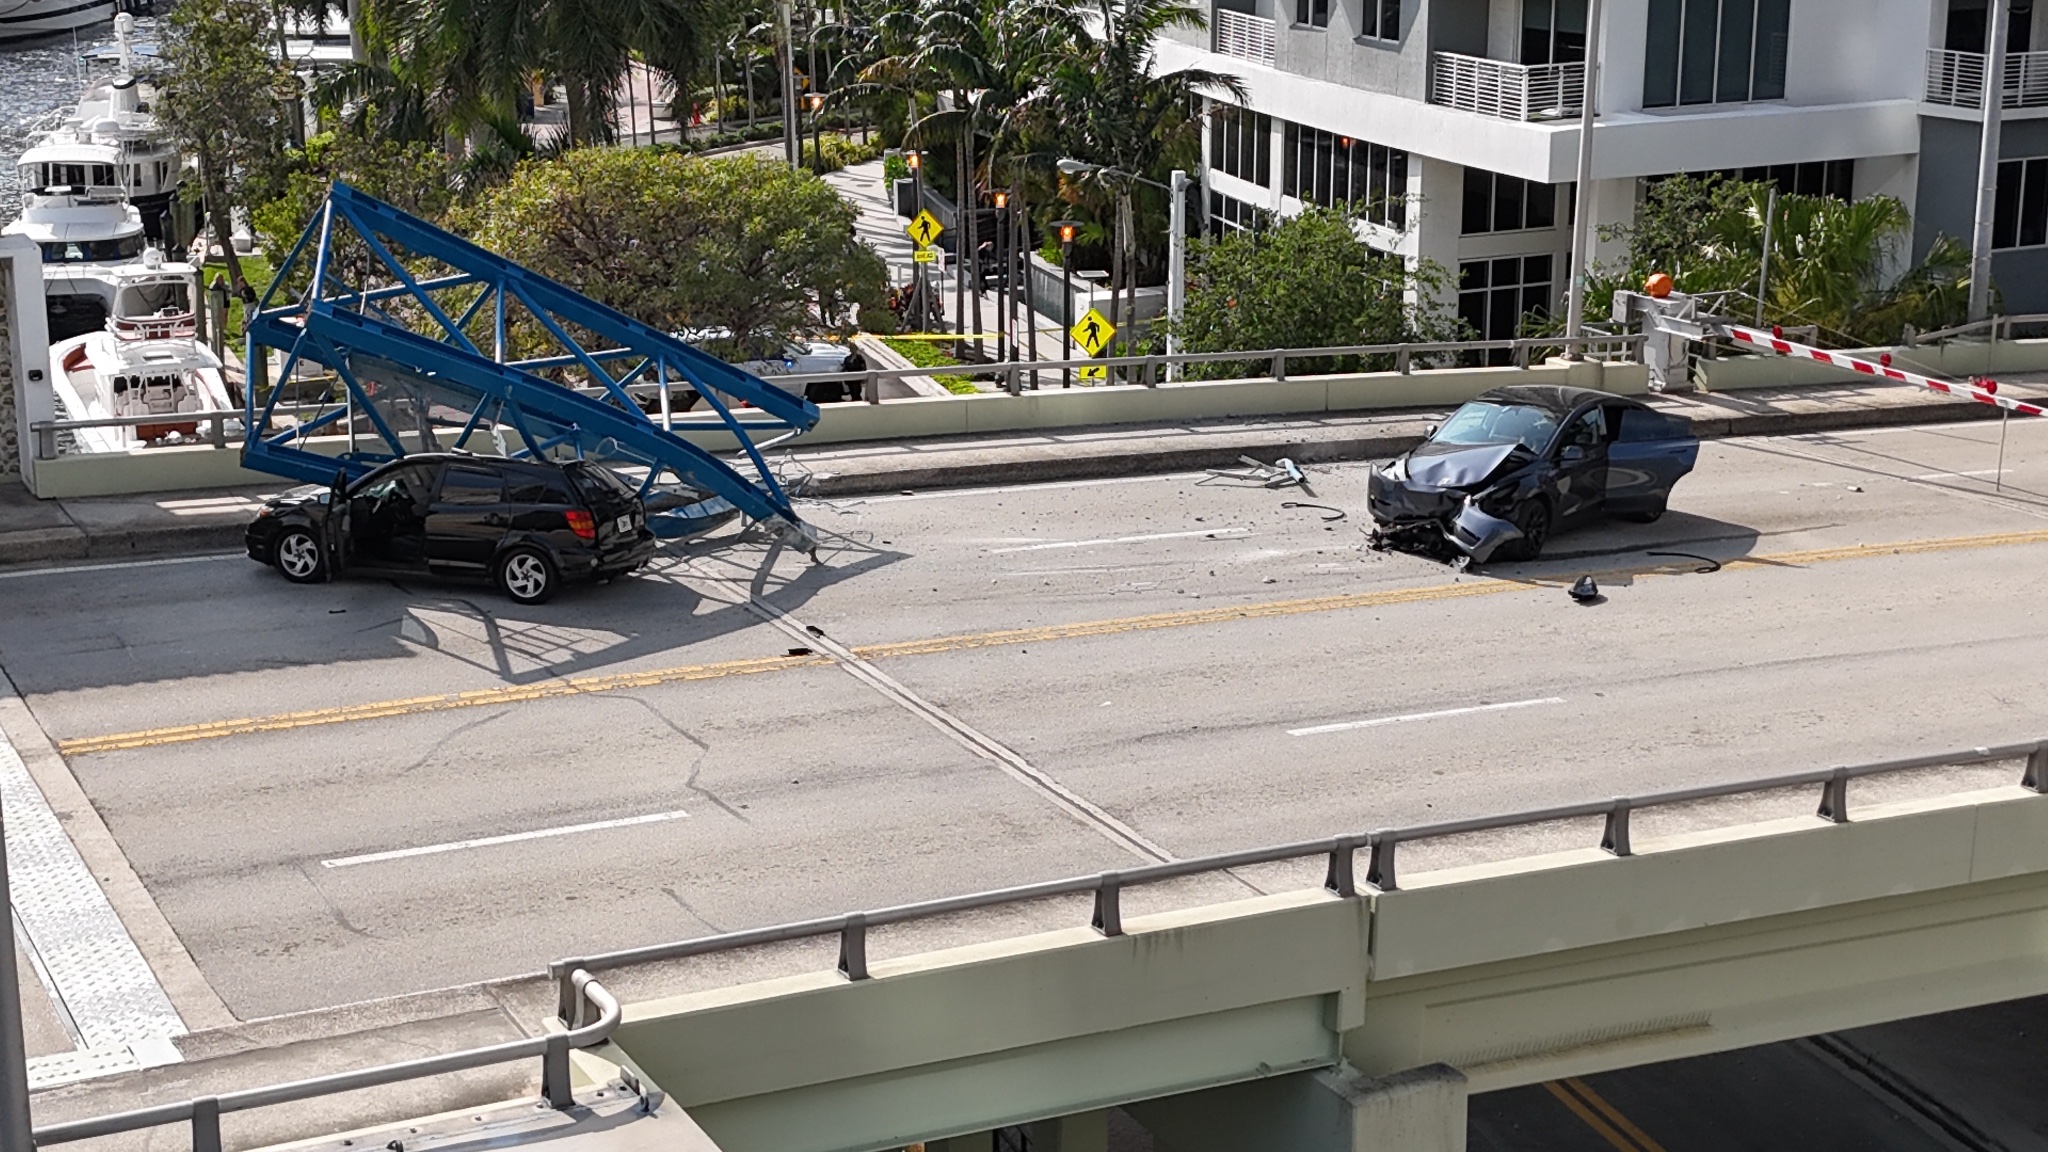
[1432,402,1560,452]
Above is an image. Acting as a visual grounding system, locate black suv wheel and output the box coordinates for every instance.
[496,546,558,605]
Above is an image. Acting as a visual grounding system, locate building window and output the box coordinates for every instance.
[1644,0,1789,108]
[1361,0,1400,40]
[1209,191,1270,236]
[1669,160,1851,200]
[1296,0,1329,29]
[1948,0,2035,53]
[1281,121,1409,228]
[1995,157,2048,250]
[1459,255,1554,356]
[1210,104,1272,188]
[1461,169,1557,235]
[1521,0,1587,64]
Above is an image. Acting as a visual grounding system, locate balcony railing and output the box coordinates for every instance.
[1926,47,2048,109]
[1214,9,1276,67]
[1429,51,1585,121]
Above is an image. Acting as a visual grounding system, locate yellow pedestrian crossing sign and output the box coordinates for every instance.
[907,210,944,249]
[1070,307,1116,356]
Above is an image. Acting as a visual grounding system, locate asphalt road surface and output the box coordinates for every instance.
[3,418,2047,1035]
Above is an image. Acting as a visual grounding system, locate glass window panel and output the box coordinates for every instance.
[1314,129,1333,205]
[1494,175,1527,231]
[1461,261,1488,290]
[1523,0,1554,64]
[2024,159,2048,248]
[1523,253,1553,283]
[1369,144,1389,219]
[1492,256,1523,284]
[1645,0,1682,106]
[1489,287,1521,342]
[1753,0,1789,100]
[1718,0,1755,103]
[1463,168,1492,234]
[1526,182,1556,229]
[1459,292,1488,337]
[1380,0,1401,38]
[1283,122,1300,198]
[1554,0,1587,62]
[1995,160,2023,250]
[1680,0,1720,105]
[1388,151,1408,229]
[1257,115,1272,186]
[1522,283,1551,321]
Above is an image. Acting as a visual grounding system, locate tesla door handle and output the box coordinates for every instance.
[483,513,509,527]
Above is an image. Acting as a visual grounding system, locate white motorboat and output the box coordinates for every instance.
[0,0,117,45]
[48,253,237,453]
[43,14,190,241]
[3,138,150,340]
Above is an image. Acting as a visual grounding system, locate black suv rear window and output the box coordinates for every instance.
[507,471,575,505]
[567,464,637,505]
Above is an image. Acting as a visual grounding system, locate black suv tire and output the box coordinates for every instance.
[496,546,558,605]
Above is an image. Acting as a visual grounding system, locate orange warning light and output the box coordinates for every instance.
[1645,273,1674,299]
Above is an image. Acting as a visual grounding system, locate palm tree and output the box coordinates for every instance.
[1038,0,1240,348]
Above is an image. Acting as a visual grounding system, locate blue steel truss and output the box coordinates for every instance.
[241,182,819,541]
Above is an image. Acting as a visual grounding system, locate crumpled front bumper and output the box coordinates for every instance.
[1368,471,1525,564]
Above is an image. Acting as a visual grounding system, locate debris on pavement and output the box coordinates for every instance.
[1204,456,1309,489]
[1569,575,1602,603]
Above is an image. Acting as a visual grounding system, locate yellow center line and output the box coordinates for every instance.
[1542,1080,1643,1152]
[53,526,2048,757]
[1563,1077,1670,1152]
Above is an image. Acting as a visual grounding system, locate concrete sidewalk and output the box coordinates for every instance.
[0,379,2012,569]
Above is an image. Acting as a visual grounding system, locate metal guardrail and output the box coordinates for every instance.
[547,738,2048,1024]
[34,970,621,1151]
[28,336,1647,451]
[1213,9,1276,67]
[29,402,338,461]
[1904,313,2048,347]
[1430,51,1585,122]
[1925,47,2048,109]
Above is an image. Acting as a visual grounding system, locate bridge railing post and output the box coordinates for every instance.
[837,913,869,980]
[1817,767,1851,823]
[2025,742,2048,792]
[1324,836,1358,897]
[1367,835,1398,891]
[1092,874,1123,937]
[1601,799,1632,857]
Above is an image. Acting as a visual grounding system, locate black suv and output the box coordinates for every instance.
[245,454,658,604]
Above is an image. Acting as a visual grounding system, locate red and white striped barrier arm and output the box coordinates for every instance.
[1721,323,2045,418]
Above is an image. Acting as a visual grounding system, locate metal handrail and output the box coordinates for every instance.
[1907,313,2048,346]
[548,739,2048,1021]
[29,335,1648,449]
[34,971,621,1151]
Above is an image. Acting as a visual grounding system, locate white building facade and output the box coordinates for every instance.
[1161,0,2048,337]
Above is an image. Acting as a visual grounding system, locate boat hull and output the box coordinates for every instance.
[0,0,117,44]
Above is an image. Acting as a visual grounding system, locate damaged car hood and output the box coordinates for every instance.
[1403,442,1526,490]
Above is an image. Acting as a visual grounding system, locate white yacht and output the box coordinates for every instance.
[4,138,150,340]
[0,0,118,45]
[38,13,189,242]
[48,250,237,453]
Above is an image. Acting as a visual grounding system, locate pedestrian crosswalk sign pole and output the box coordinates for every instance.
[1071,307,1115,380]
[907,210,944,251]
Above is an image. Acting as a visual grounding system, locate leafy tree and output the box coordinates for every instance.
[1162,207,1461,377]
[1591,174,1974,345]
[156,0,293,295]
[459,149,892,359]
[251,133,457,295]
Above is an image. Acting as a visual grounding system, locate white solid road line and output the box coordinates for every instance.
[989,527,1252,554]
[841,472,1209,503]
[0,553,239,580]
[1910,468,2010,480]
[322,809,690,868]
[1288,697,1565,737]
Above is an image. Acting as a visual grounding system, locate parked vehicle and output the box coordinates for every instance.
[245,454,658,604]
[1367,385,1700,564]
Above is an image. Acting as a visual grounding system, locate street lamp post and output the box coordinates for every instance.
[805,92,825,171]
[1971,0,2013,322]
[1056,159,1188,376]
[907,150,928,333]
[983,190,999,358]
[1053,219,1081,388]
[776,0,799,170]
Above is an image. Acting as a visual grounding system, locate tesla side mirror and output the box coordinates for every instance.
[1560,444,1586,463]
[1423,424,1439,439]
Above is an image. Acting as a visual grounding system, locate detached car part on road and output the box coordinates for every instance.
[1368,385,1699,564]
[246,454,659,604]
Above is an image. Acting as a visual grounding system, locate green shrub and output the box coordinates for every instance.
[815,135,884,174]
[882,336,978,393]
[882,152,910,184]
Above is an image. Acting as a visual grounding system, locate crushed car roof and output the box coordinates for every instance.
[1470,385,1646,415]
